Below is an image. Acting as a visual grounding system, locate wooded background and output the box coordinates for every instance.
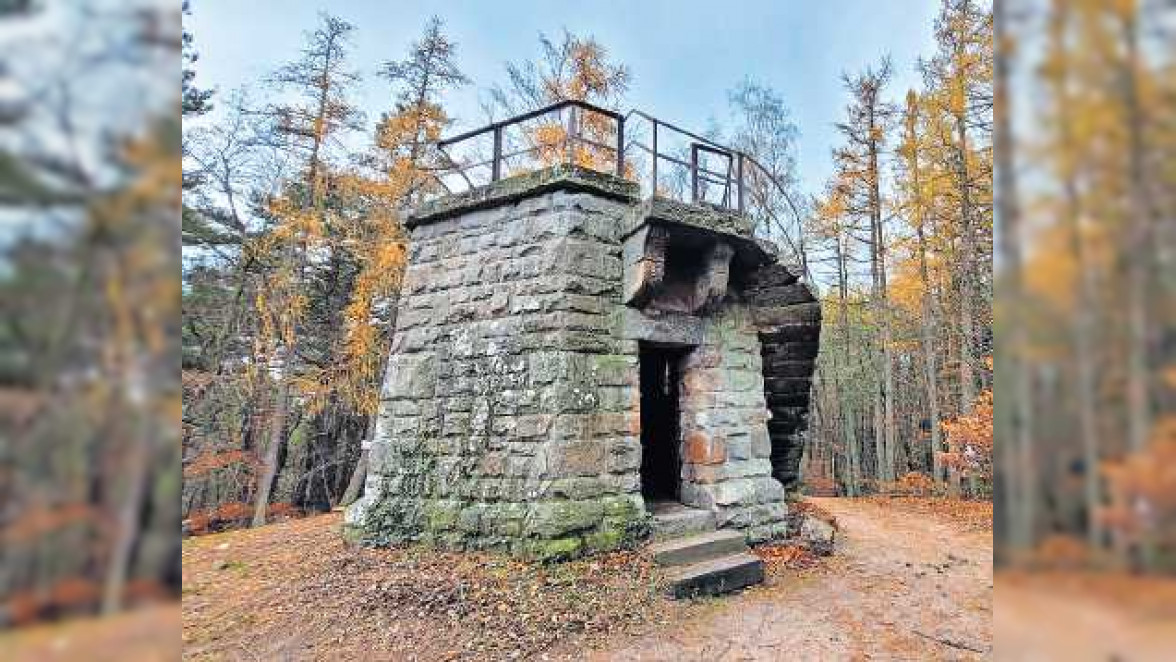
[176,0,997,539]
[996,0,1176,572]
[5,0,1176,632]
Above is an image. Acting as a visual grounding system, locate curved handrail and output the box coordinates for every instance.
[428,100,812,281]
[625,110,809,279]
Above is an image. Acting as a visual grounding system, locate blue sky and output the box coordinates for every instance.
[187,0,940,196]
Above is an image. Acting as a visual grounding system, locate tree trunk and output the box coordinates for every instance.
[866,98,895,486]
[1118,5,1157,570]
[834,233,861,497]
[994,0,1034,552]
[905,93,945,489]
[1120,8,1152,456]
[916,224,944,486]
[102,395,150,614]
[953,3,978,414]
[252,378,290,527]
[340,417,375,507]
[1053,22,1103,547]
[879,235,897,484]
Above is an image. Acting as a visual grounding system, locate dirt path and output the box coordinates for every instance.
[581,498,993,661]
[995,572,1176,661]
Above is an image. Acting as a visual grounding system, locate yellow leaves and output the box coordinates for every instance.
[886,258,926,316]
[1107,0,1138,20]
[266,194,326,244]
[531,123,569,166]
[541,36,624,105]
[526,118,617,172]
[83,117,182,420]
[377,103,447,149]
[336,228,406,414]
[291,373,331,415]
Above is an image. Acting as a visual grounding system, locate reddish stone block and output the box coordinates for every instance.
[682,430,726,465]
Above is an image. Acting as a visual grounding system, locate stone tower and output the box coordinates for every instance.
[345,121,820,560]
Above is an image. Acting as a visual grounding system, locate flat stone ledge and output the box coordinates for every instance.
[621,198,777,272]
[408,164,640,228]
[625,197,754,240]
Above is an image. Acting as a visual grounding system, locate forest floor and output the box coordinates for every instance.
[14,497,1174,660]
[995,571,1176,660]
[174,497,992,661]
[12,496,1004,661]
[571,496,995,660]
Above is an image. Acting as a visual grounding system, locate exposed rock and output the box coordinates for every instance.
[799,515,837,556]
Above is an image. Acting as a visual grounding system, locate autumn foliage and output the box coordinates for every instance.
[942,386,994,490]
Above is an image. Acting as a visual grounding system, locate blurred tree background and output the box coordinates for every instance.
[996,0,1176,572]
[175,0,999,571]
[0,0,179,625]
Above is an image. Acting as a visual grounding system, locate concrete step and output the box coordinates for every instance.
[649,529,748,567]
[664,552,765,599]
[648,501,717,541]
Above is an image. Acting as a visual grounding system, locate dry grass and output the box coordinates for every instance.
[182,513,695,661]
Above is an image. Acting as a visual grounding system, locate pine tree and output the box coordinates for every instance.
[489,30,630,172]
[340,17,467,505]
[182,0,213,118]
[833,58,899,485]
[251,12,361,527]
[920,0,994,414]
[898,89,945,489]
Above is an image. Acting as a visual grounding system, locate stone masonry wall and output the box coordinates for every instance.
[346,169,815,559]
[677,304,789,543]
[345,189,649,560]
[748,264,823,495]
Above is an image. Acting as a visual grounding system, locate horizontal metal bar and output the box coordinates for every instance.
[654,151,694,170]
[438,99,622,148]
[693,143,730,157]
[696,173,731,185]
[626,109,734,155]
[647,151,731,182]
[444,157,497,173]
[694,165,732,180]
[568,135,619,153]
[499,146,538,161]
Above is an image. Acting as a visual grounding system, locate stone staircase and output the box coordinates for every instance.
[647,501,764,599]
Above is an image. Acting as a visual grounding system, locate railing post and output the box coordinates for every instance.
[564,105,576,165]
[491,126,502,182]
[737,153,745,214]
[651,120,658,194]
[691,144,700,204]
[615,116,625,177]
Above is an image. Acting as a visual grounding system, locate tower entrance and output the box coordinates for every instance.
[639,344,689,501]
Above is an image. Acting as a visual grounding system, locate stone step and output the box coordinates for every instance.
[649,529,748,567]
[664,552,765,599]
[648,502,717,541]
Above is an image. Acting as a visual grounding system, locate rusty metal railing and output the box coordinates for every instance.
[434,99,625,190]
[429,101,808,277]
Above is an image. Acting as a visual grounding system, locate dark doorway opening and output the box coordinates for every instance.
[639,345,688,501]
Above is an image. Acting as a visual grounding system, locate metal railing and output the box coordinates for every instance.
[622,109,748,212]
[434,99,625,190]
[429,101,808,276]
